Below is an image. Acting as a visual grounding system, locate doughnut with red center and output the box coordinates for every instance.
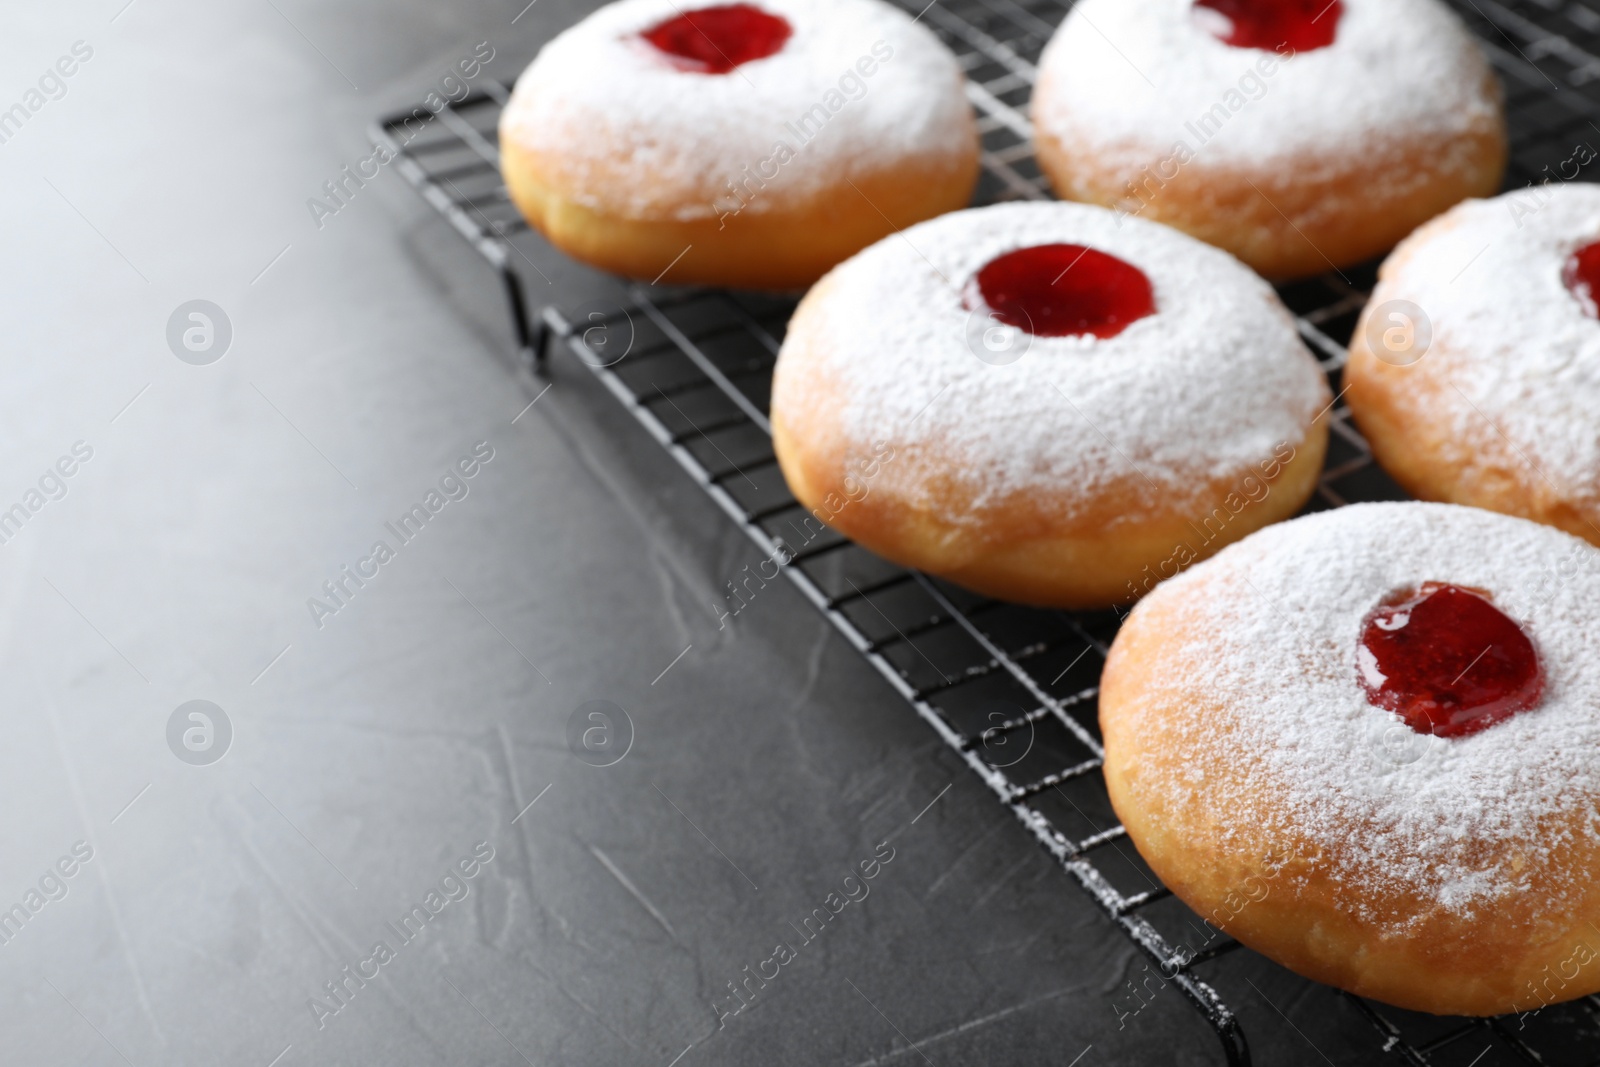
[1101,502,1600,1015]
[1347,184,1600,548]
[498,0,980,289]
[770,202,1331,608]
[1030,0,1507,279]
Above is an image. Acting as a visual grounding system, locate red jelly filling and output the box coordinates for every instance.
[1563,239,1600,318]
[965,244,1155,339]
[1357,583,1543,739]
[1192,0,1342,52]
[640,4,791,74]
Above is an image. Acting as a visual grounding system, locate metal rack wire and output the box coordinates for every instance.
[374,1,1600,1062]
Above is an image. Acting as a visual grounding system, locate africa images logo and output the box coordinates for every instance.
[567,701,633,767]
[306,842,496,1031]
[0,842,93,948]
[166,300,233,365]
[306,442,495,629]
[166,700,232,766]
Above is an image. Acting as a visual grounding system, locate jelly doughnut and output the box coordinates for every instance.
[1348,184,1600,547]
[770,201,1330,607]
[1101,502,1600,1014]
[499,0,980,289]
[1031,0,1506,279]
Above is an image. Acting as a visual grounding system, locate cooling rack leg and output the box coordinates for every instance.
[533,313,551,376]
[1217,1017,1251,1067]
[499,264,543,376]
[1164,965,1252,1066]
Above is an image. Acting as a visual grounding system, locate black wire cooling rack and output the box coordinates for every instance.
[375,2,1600,1063]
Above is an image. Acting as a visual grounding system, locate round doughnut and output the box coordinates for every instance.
[1030,0,1507,280]
[769,201,1330,608]
[1101,502,1600,1016]
[498,0,980,290]
[1347,184,1600,549]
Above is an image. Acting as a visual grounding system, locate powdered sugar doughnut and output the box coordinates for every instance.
[1348,185,1600,548]
[499,0,979,290]
[770,201,1330,608]
[1102,502,1600,1015]
[1031,0,1506,280]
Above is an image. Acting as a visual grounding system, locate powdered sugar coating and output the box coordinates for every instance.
[1369,185,1600,512]
[1034,0,1499,177]
[773,202,1328,523]
[500,0,973,221]
[1140,502,1600,921]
